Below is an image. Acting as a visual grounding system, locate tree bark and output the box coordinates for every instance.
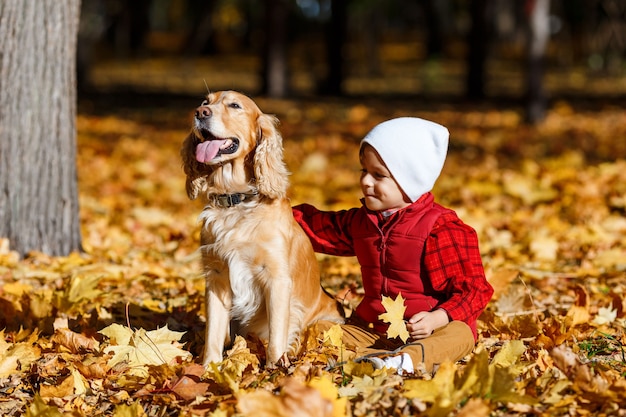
[525,0,550,123]
[261,0,289,98]
[466,0,491,99]
[319,0,348,95]
[0,0,82,256]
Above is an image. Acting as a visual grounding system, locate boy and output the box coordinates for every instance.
[293,117,493,374]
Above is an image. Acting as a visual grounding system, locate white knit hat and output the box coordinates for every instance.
[361,117,449,202]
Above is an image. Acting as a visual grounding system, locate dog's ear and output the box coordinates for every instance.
[254,114,289,199]
[181,132,207,200]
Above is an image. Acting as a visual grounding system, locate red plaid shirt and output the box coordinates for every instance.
[293,193,493,340]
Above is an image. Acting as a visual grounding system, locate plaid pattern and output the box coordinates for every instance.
[293,195,493,340]
[423,211,493,335]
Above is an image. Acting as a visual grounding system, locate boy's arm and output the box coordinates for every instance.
[292,203,356,256]
[424,216,493,326]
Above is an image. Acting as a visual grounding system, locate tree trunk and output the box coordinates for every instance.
[525,0,550,124]
[319,0,348,95]
[422,0,444,57]
[261,0,289,98]
[466,0,491,99]
[0,0,82,257]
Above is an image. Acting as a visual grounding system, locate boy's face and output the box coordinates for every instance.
[359,145,411,212]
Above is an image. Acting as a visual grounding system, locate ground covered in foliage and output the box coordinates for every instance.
[1,94,626,416]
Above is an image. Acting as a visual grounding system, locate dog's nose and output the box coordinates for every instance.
[195,106,212,119]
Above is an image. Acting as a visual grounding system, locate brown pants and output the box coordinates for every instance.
[316,319,475,373]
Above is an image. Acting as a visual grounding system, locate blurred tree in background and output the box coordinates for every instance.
[77,0,625,121]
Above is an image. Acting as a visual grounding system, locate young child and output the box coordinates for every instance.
[293,117,493,374]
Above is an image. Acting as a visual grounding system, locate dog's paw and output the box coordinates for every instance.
[266,352,291,369]
[277,352,291,368]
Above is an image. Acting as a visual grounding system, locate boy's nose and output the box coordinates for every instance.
[360,173,373,187]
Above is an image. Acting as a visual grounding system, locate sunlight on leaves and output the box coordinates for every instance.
[112,402,148,417]
[3,94,626,415]
[51,327,99,353]
[592,306,617,325]
[565,285,591,328]
[238,377,335,417]
[323,324,344,348]
[403,341,533,415]
[25,394,62,417]
[0,330,41,377]
[209,335,260,392]
[99,324,191,377]
[309,375,348,417]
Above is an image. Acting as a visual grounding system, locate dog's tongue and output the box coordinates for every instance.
[196,140,228,163]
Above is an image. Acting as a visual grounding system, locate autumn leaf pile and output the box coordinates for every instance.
[1,95,625,416]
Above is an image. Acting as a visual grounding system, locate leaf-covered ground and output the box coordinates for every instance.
[1,92,626,416]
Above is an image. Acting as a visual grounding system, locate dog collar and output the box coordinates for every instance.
[211,191,259,208]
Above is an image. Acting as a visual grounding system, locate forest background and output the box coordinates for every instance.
[1,0,626,416]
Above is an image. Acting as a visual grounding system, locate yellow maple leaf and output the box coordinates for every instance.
[378,293,409,342]
[210,336,260,392]
[322,324,344,348]
[99,324,191,377]
[237,377,337,417]
[25,393,63,417]
[0,330,42,377]
[112,402,148,417]
[221,335,260,378]
[404,341,535,411]
[309,375,348,417]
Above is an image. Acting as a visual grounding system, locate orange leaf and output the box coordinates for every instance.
[171,375,210,401]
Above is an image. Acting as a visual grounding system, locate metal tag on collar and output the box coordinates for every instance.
[217,193,242,207]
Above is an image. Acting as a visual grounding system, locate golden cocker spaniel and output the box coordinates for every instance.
[181,90,343,367]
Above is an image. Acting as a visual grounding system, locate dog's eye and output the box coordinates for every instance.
[201,100,208,106]
[228,102,242,109]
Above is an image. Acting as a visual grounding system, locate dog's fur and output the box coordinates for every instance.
[181,90,343,367]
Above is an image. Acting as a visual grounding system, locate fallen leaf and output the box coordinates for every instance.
[25,393,63,417]
[51,328,99,353]
[112,402,148,417]
[309,375,348,417]
[238,378,334,417]
[565,285,590,328]
[592,306,617,326]
[323,324,344,348]
[39,374,75,398]
[99,324,191,377]
[0,331,42,377]
[170,375,210,401]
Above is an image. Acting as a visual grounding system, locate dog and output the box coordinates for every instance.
[181,90,343,367]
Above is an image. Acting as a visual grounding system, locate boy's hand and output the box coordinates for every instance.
[406,309,449,340]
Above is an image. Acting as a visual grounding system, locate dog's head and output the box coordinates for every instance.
[181,90,289,201]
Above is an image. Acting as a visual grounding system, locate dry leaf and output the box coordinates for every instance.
[99,324,191,377]
[238,378,334,417]
[378,293,409,342]
[565,285,590,328]
[170,375,210,401]
[112,402,148,417]
[0,331,41,377]
[39,374,76,398]
[25,394,63,417]
[323,324,344,348]
[308,375,347,417]
[592,306,617,326]
[51,328,99,353]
